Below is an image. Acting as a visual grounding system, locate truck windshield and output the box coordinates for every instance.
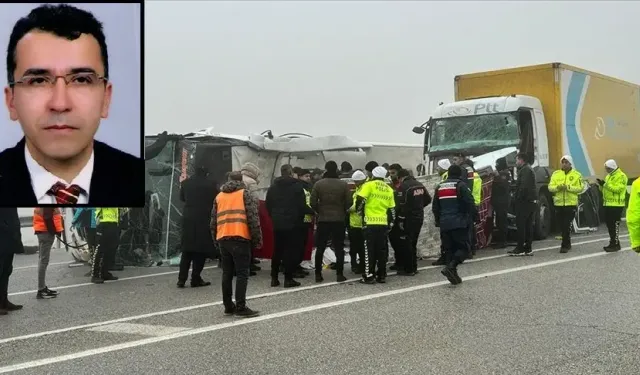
[429,112,520,152]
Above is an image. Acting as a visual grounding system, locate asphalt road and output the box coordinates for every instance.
[1,230,639,375]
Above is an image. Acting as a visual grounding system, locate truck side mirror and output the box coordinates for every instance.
[412,126,425,134]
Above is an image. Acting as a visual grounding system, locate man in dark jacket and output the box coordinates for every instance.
[266,164,312,288]
[0,208,24,315]
[311,161,352,282]
[177,166,218,288]
[391,168,431,275]
[432,165,475,285]
[491,157,512,249]
[508,152,537,255]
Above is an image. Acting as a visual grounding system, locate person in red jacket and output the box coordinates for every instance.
[33,208,63,299]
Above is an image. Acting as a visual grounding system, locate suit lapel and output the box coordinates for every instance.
[2,139,38,204]
[89,141,110,204]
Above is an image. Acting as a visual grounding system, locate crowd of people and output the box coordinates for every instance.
[1,154,639,317]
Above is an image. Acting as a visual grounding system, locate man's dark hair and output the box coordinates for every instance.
[496,157,508,171]
[340,161,352,172]
[382,163,390,169]
[397,168,411,178]
[7,4,109,84]
[228,171,243,181]
[516,152,529,163]
[388,163,402,172]
[298,168,310,175]
[292,166,303,175]
[365,161,379,172]
[454,152,466,158]
[280,164,293,177]
[324,161,338,172]
[448,165,463,179]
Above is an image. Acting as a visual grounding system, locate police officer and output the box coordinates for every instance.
[491,157,511,249]
[453,152,478,257]
[437,159,451,180]
[509,153,537,255]
[348,170,367,273]
[432,165,475,285]
[392,168,431,275]
[91,208,120,284]
[597,159,628,252]
[627,177,640,253]
[548,155,583,253]
[356,166,396,284]
[432,159,452,266]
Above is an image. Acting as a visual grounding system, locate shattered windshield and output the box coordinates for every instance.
[429,112,520,152]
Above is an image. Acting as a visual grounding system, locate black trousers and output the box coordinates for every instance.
[219,239,251,309]
[91,223,119,279]
[0,252,14,307]
[178,252,207,282]
[315,221,346,274]
[405,219,423,273]
[348,227,365,270]
[555,206,576,248]
[363,225,389,280]
[441,227,470,270]
[516,202,536,250]
[272,229,303,280]
[604,206,624,245]
[493,204,509,246]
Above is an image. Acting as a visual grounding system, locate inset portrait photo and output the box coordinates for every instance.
[0,3,143,207]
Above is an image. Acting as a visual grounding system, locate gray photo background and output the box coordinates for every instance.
[0,3,141,157]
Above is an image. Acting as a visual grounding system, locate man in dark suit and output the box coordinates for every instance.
[177,166,219,288]
[0,208,24,315]
[0,4,142,207]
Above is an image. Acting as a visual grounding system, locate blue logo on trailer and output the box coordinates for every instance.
[565,72,590,175]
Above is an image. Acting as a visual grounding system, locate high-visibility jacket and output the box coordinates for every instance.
[95,208,119,224]
[548,169,583,207]
[349,185,364,229]
[472,172,482,206]
[303,188,313,223]
[602,168,628,207]
[33,208,63,233]
[627,178,640,250]
[215,189,250,240]
[441,171,448,181]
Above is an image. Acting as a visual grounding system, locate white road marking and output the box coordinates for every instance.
[0,247,630,374]
[86,323,190,337]
[0,235,626,346]
[8,265,219,297]
[13,261,74,270]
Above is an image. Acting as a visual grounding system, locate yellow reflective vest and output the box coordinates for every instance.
[441,171,448,181]
[627,178,640,250]
[602,168,628,207]
[472,172,482,206]
[303,188,313,223]
[349,185,364,229]
[548,169,583,207]
[95,208,119,224]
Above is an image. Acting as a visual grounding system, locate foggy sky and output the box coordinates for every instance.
[145,0,639,143]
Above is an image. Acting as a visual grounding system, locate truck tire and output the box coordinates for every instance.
[534,194,551,240]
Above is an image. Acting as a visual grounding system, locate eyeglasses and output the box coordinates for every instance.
[9,72,107,91]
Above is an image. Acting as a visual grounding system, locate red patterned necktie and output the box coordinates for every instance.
[48,182,84,204]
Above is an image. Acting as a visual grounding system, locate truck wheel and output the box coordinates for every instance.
[534,194,551,240]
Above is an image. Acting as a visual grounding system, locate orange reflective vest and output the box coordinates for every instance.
[215,189,251,240]
[33,207,64,233]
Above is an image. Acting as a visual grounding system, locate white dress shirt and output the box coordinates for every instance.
[25,147,94,204]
